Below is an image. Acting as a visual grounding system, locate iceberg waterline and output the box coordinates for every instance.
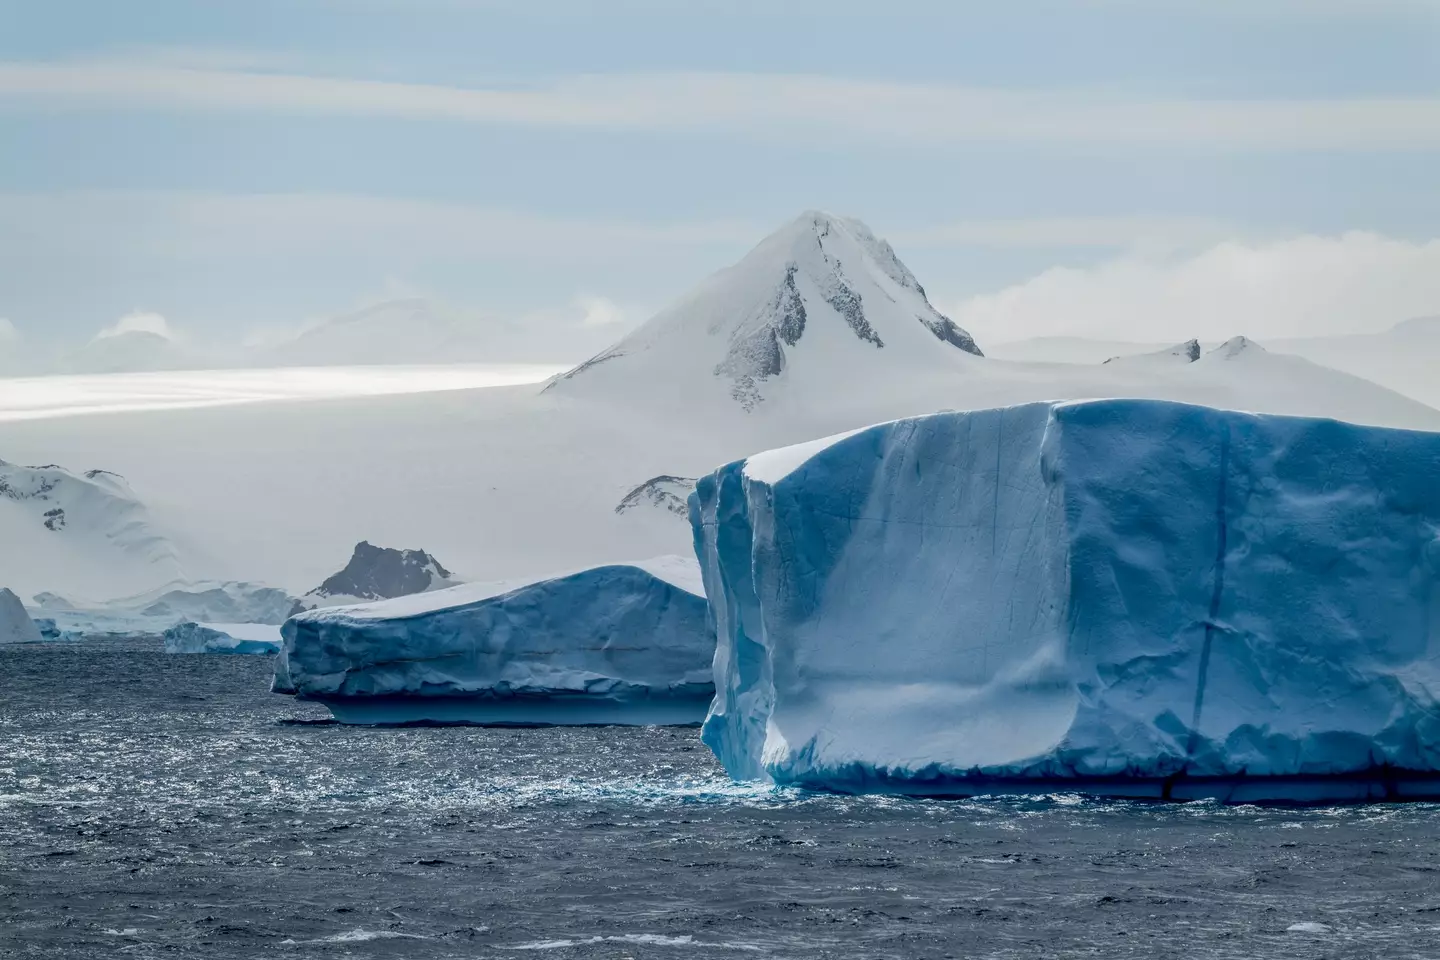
[691,399,1440,802]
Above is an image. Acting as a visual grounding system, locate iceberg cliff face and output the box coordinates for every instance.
[275,556,715,726]
[692,399,1440,802]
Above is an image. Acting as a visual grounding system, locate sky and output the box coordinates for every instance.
[1,0,1438,357]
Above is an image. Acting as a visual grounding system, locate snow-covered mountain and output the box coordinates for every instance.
[549,211,982,412]
[1268,315,1440,410]
[990,315,1440,410]
[1104,339,1201,365]
[0,459,186,602]
[3,212,1439,599]
[288,541,458,615]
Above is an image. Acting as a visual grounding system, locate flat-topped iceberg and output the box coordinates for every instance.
[274,556,715,726]
[163,621,282,655]
[692,399,1440,803]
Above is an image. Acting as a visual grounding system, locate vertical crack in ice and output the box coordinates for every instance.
[1186,424,1231,768]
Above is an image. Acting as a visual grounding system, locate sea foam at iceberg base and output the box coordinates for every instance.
[273,556,715,726]
[691,399,1440,803]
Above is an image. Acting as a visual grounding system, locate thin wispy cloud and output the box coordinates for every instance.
[4,61,1440,151]
[0,191,762,262]
[890,216,1247,253]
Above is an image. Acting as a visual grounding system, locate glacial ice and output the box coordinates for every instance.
[692,399,1440,803]
[163,621,282,655]
[274,556,715,725]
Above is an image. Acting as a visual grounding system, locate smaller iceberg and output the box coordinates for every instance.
[274,556,715,726]
[32,618,82,642]
[163,621,282,655]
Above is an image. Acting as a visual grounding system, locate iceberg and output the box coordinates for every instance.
[274,556,715,726]
[692,399,1440,803]
[32,617,81,642]
[163,621,282,655]
[1,587,44,644]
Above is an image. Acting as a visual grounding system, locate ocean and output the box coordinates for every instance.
[4,639,1439,959]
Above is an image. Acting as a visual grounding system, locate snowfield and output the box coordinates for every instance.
[274,556,714,726]
[693,398,1440,802]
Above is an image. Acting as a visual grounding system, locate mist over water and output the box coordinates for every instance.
[5,640,1440,959]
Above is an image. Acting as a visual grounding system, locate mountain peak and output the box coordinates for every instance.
[549,212,983,411]
[288,541,457,616]
[1205,336,1266,361]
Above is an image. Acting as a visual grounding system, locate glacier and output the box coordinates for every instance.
[273,556,715,726]
[163,621,282,655]
[692,399,1440,803]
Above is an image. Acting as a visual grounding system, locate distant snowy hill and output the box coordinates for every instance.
[3,212,1439,597]
[0,459,186,601]
[1270,315,1440,410]
[252,298,615,368]
[289,541,458,615]
[990,314,1440,410]
[1104,339,1201,365]
[549,211,982,412]
[257,299,492,367]
[60,330,209,374]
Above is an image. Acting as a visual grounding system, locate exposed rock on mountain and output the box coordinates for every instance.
[288,541,457,616]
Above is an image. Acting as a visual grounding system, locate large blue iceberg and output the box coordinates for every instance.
[691,399,1440,802]
[273,556,715,725]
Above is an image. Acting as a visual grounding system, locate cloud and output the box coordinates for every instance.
[0,318,18,342]
[947,232,1440,344]
[93,310,175,341]
[3,61,1440,151]
[573,295,625,327]
[890,215,1246,253]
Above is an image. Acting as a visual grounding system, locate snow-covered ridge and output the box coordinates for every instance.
[0,459,185,602]
[615,476,697,518]
[695,399,1440,802]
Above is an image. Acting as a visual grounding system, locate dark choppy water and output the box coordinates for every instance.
[5,641,1440,959]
